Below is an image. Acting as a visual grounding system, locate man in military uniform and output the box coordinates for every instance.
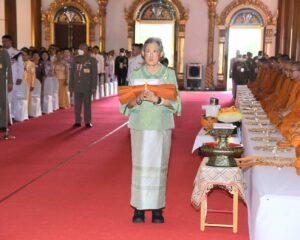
[115,48,128,86]
[0,46,13,131]
[69,43,97,128]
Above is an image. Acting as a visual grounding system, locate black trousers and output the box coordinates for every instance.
[74,92,92,124]
[117,74,127,86]
[0,92,8,128]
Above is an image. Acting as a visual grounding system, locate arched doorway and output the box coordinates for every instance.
[226,8,264,90]
[42,0,97,48]
[217,0,277,90]
[54,6,87,49]
[125,0,188,86]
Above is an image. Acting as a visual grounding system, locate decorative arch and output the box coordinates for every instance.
[42,0,98,48]
[125,0,189,86]
[216,0,277,89]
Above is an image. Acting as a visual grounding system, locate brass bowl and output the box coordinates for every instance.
[201,145,244,158]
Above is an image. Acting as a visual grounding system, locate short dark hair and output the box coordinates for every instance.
[2,34,13,42]
[21,47,30,55]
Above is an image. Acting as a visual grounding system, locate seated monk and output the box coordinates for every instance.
[248,59,268,94]
[247,61,265,91]
[279,104,300,136]
[255,59,282,100]
[268,62,300,125]
[260,61,291,109]
[264,69,293,113]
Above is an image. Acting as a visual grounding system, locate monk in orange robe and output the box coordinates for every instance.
[260,61,290,109]
[268,63,300,125]
[255,61,282,100]
[248,59,268,94]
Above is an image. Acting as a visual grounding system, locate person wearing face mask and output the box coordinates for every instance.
[69,43,97,128]
[115,48,128,86]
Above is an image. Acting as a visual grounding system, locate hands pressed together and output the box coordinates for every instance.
[136,90,159,104]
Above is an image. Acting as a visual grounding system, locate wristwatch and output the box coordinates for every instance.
[136,98,143,105]
[154,97,162,105]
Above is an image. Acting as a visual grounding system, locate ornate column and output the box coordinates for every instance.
[205,0,218,89]
[31,0,42,48]
[176,13,188,86]
[98,0,108,52]
[124,9,134,51]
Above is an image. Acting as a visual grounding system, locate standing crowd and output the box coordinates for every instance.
[0,34,146,130]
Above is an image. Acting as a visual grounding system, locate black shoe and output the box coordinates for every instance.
[85,123,93,128]
[132,209,145,223]
[0,127,7,132]
[152,209,164,223]
[73,123,81,128]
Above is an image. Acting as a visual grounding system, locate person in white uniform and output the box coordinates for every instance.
[2,35,26,122]
[92,46,105,99]
[127,43,144,84]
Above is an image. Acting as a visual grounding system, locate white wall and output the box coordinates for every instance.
[106,0,130,51]
[16,0,32,49]
[0,0,5,38]
[40,0,278,82]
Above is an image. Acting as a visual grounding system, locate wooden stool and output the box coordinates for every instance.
[191,158,246,234]
[200,185,239,233]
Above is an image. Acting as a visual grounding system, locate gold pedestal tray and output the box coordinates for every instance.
[201,128,244,167]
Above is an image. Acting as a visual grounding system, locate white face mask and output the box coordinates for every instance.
[78,49,84,56]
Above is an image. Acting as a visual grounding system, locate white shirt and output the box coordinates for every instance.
[93,53,105,74]
[127,54,144,82]
[6,47,24,83]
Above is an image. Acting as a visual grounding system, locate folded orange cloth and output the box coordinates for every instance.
[118,84,177,104]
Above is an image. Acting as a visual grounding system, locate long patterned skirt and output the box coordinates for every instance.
[130,129,172,210]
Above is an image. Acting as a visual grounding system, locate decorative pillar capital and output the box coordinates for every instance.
[98,0,108,16]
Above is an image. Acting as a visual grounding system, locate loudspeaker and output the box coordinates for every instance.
[185,63,203,89]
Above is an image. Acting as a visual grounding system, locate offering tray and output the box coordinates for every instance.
[253,145,292,152]
[248,127,278,133]
[242,111,266,115]
[250,137,286,142]
[246,121,272,126]
[245,116,269,121]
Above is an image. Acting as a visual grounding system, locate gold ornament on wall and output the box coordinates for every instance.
[42,0,97,47]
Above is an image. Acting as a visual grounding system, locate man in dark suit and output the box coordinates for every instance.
[69,43,97,128]
[115,48,128,86]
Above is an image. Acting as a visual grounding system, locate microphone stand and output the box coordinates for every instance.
[1,67,16,140]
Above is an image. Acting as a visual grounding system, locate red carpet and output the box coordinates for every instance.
[0,92,249,240]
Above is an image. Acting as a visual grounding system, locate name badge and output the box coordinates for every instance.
[83,68,90,73]
[0,64,2,69]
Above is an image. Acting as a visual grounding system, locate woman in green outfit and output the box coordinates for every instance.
[121,38,181,223]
